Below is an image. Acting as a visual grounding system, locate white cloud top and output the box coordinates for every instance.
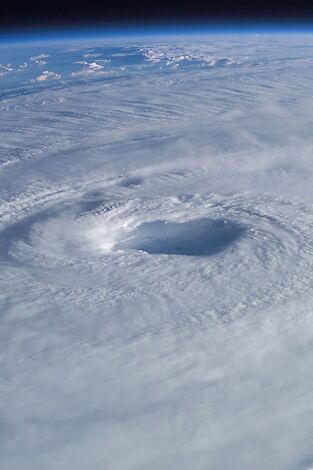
[1,35,313,470]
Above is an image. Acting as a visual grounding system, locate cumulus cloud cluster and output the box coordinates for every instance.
[34,70,61,81]
[71,61,107,77]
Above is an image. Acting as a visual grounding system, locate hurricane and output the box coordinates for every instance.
[1,32,313,469]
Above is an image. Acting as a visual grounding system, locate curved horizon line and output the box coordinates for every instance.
[2,21,313,45]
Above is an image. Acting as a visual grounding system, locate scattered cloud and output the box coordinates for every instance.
[83,53,102,58]
[71,61,108,77]
[30,53,50,65]
[33,70,61,82]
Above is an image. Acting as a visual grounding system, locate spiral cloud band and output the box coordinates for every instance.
[1,34,313,469]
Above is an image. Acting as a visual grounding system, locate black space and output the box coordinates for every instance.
[1,0,313,29]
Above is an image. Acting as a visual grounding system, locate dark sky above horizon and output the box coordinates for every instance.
[1,0,313,29]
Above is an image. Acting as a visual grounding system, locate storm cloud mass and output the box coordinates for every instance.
[1,33,313,469]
